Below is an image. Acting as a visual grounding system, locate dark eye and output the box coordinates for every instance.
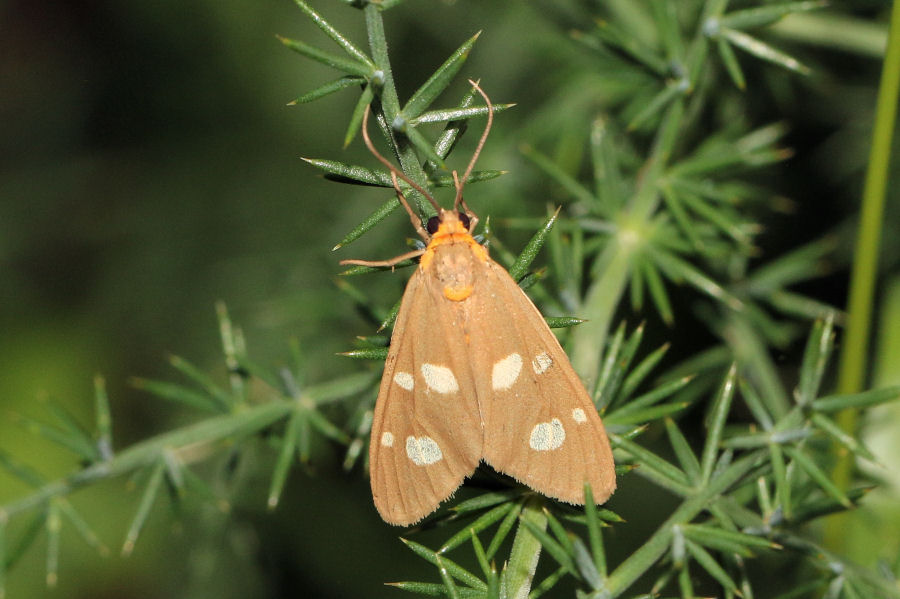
[458,212,470,229]
[426,216,441,234]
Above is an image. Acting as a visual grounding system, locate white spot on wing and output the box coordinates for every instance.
[393,371,414,391]
[529,418,566,451]
[492,353,523,390]
[532,352,553,375]
[405,436,443,465]
[572,408,587,423]
[381,432,394,447]
[421,363,459,394]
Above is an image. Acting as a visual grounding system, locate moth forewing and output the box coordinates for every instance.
[469,257,617,505]
[352,83,614,525]
[369,265,483,526]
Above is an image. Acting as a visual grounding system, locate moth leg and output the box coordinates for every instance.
[340,248,425,269]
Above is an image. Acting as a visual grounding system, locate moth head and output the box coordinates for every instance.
[426,209,472,236]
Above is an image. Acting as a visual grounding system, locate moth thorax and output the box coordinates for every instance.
[433,244,477,302]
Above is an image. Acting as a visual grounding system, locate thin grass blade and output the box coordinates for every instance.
[796,316,834,406]
[130,378,222,413]
[613,375,694,416]
[701,365,737,484]
[440,502,515,553]
[583,483,607,578]
[277,35,372,77]
[520,144,596,206]
[401,121,446,169]
[121,459,166,556]
[302,371,376,404]
[58,501,108,556]
[684,538,739,593]
[410,104,514,125]
[268,409,302,509]
[436,555,462,599]
[508,207,559,281]
[333,196,401,249]
[811,413,878,463]
[519,518,576,577]
[93,375,113,460]
[13,414,99,463]
[611,436,692,495]
[720,1,827,30]
[665,418,702,484]
[289,76,365,105]
[403,32,481,119]
[343,83,375,147]
[811,386,900,413]
[486,501,522,560]
[290,0,374,67]
[783,446,852,508]
[401,539,487,591]
[721,28,810,75]
[628,79,690,131]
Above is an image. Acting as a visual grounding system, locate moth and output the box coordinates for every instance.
[343,83,616,525]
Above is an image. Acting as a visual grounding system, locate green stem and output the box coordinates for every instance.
[501,497,546,599]
[572,101,682,386]
[364,4,433,216]
[572,239,635,386]
[828,0,900,546]
[0,402,292,519]
[603,450,766,595]
[836,0,900,397]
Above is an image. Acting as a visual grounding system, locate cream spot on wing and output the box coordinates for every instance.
[393,371,414,391]
[421,363,459,394]
[572,408,587,423]
[491,353,523,391]
[529,418,566,451]
[405,436,443,465]
[381,432,394,447]
[532,352,553,375]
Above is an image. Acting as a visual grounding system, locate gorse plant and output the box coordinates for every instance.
[2,1,899,598]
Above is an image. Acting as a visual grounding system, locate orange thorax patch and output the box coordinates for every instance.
[420,218,487,302]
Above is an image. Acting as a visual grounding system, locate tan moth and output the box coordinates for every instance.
[343,82,616,526]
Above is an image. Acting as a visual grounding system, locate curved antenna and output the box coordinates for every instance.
[361,108,442,214]
[454,80,494,210]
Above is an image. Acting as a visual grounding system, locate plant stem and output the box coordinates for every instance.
[572,240,635,386]
[0,402,292,519]
[571,100,682,386]
[828,0,900,548]
[603,450,766,596]
[364,4,433,216]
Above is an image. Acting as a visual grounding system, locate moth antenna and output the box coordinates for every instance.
[392,172,431,241]
[361,108,442,217]
[451,171,478,233]
[453,80,494,210]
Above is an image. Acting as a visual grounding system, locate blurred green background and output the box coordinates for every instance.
[2,0,898,597]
